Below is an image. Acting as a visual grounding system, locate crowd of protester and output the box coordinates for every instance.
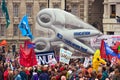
[0,52,120,80]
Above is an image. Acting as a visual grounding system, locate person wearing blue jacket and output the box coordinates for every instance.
[39,65,50,80]
[101,67,108,80]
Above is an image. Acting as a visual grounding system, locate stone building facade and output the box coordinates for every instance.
[103,0,120,35]
[0,0,104,50]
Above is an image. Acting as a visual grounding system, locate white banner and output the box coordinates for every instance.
[83,57,90,68]
[36,51,55,65]
[60,48,72,64]
[48,58,57,66]
[83,56,92,68]
[91,35,120,49]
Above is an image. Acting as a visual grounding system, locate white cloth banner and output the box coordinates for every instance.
[59,48,72,64]
[83,56,93,68]
[48,58,57,66]
[83,57,90,68]
[36,51,55,65]
[90,35,120,49]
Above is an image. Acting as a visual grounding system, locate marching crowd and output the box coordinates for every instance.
[0,52,120,80]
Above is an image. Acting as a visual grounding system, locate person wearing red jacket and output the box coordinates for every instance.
[4,67,10,80]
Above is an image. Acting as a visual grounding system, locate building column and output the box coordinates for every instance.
[103,3,108,18]
[33,0,39,36]
[49,0,52,8]
[61,0,65,10]
[116,3,120,17]
[104,0,109,18]
[84,0,88,22]
[108,4,111,18]
[21,0,26,17]
[7,0,13,38]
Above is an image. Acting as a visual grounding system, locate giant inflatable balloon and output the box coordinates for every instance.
[92,49,106,71]
[33,8,102,54]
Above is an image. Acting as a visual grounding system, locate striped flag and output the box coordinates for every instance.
[100,39,107,59]
[104,42,117,56]
[118,45,120,54]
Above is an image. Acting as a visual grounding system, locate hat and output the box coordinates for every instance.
[60,66,64,71]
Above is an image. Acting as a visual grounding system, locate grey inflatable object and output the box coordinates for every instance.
[33,8,102,54]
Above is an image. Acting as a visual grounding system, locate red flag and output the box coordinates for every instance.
[0,40,7,46]
[111,41,120,54]
[118,45,120,54]
[108,55,119,65]
[19,40,37,67]
[100,39,107,59]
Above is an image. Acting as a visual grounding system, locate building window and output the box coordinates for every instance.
[0,24,6,36]
[53,4,59,8]
[66,5,71,12]
[26,4,33,17]
[107,31,114,35]
[13,3,19,17]
[39,4,46,10]
[13,24,18,36]
[110,5,116,18]
[71,4,78,16]
[0,3,4,17]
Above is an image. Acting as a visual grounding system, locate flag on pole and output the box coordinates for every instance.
[27,43,36,48]
[118,45,120,54]
[104,42,117,56]
[1,0,10,28]
[18,15,34,40]
[118,54,120,59]
[19,40,37,67]
[117,45,120,58]
[100,39,107,59]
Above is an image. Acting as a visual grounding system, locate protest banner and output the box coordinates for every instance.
[36,51,55,65]
[91,35,120,49]
[59,48,72,64]
[48,58,57,66]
